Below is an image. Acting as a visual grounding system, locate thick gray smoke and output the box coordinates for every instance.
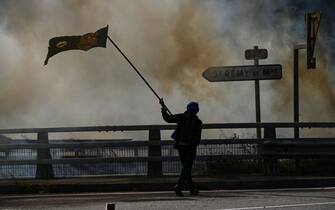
[0,0,333,139]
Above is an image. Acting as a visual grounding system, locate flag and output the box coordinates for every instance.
[44,26,108,65]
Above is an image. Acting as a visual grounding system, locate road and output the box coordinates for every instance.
[1,187,335,210]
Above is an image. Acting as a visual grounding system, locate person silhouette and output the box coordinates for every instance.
[160,99,202,196]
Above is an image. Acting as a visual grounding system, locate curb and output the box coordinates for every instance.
[1,176,335,194]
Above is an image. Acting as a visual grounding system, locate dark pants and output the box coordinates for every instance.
[177,145,197,189]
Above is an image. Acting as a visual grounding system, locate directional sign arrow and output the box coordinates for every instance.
[202,64,282,82]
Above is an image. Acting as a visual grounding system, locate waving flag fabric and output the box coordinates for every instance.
[44,26,108,65]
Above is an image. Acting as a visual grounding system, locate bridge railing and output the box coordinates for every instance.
[0,122,334,179]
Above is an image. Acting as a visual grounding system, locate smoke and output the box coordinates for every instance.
[0,0,333,138]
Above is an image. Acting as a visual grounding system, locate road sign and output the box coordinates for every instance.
[202,64,282,82]
[245,48,268,60]
[306,11,321,69]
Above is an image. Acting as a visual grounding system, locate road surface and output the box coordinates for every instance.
[1,187,335,210]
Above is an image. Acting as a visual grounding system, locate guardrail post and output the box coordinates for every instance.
[147,129,162,177]
[263,127,279,176]
[295,158,301,175]
[36,132,54,179]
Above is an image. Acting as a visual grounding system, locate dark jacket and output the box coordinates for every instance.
[161,108,202,148]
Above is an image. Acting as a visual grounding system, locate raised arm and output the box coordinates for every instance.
[160,98,182,123]
[161,107,179,123]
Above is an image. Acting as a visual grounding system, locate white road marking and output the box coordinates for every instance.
[214,201,335,210]
[207,186,335,193]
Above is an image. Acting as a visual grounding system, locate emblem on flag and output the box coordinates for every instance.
[44,26,108,65]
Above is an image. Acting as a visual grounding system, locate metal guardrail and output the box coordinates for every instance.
[260,139,335,158]
[0,139,259,178]
[0,122,334,179]
[0,139,260,149]
[0,122,333,133]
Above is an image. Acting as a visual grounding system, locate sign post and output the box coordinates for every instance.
[246,46,267,139]
[203,46,282,140]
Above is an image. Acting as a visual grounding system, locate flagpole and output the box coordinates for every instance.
[107,35,172,115]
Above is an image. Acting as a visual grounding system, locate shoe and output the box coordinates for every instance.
[174,185,183,197]
[190,188,199,196]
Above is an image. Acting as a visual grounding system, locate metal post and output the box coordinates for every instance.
[254,46,261,139]
[36,132,54,179]
[106,203,115,210]
[147,129,162,177]
[293,44,306,139]
[293,44,306,176]
[263,127,278,175]
[294,48,299,139]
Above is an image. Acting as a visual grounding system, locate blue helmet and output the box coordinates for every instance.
[186,101,199,114]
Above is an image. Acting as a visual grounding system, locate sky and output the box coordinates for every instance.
[0,0,334,139]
